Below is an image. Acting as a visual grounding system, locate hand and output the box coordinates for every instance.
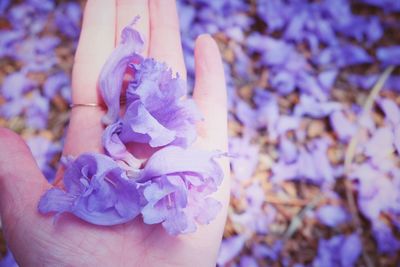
[0,0,229,266]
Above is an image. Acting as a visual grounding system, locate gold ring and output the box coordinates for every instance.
[69,103,102,108]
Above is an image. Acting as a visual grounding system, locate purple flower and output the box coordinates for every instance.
[363,127,394,159]
[313,233,361,267]
[138,146,224,235]
[279,137,298,163]
[0,0,10,15]
[257,0,288,32]
[0,99,27,119]
[329,111,357,142]
[350,164,400,220]
[27,136,61,182]
[294,94,341,118]
[377,46,400,65]
[229,136,259,180]
[240,256,258,267]
[55,2,82,38]
[0,29,25,58]
[35,36,60,54]
[361,0,400,11]
[230,182,275,234]
[316,205,348,227]
[272,138,334,185]
[43,72,70,99]
[252,240,283,261]
[0,248,18,267]
[99,24,144,125]
[25,93,50,130]
[315,44,372,67]
[372,221,400,254]
[340,233,362,267]
[378,98,400,128]
[123,58,201,147]
[38,153,142,225]
[27,0,54,11]
[235,99,258,129]
[217,235,245,266]
[270,70,296,95]
[103,59,201,159]
[102,122,141,170]
[1,71,36,100]
[296,73,327,101]
[318,70,338,91]
[395,125,400,155]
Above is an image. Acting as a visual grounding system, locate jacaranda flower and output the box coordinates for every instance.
[99,22,144,125]
[138,146,223,235]
[38,153,142,225]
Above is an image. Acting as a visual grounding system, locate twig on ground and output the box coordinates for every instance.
[344,65,395,267]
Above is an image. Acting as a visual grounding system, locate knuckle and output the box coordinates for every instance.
[0,127,27,152]
[0,128,32,170]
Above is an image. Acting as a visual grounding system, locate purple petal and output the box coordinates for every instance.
[377,46,400,65]
[229,136,259,180]
[340,233,362,267]
[294,94,341,118]
[25,93,50,129]
[38,153,141,225]
[217,235,245,265]
[279,137,298,163]
[139,146,224,235]
[395,125,400,155]
[1,71,36,100]
[316,205,348,227]
[372,221,400,254]
[119,100,176,147]
[240,256,258,267]
[270,71,296,95]
[330,111,356,142]
[27,136,61,182]
[102,122,140,168]
[55,2,82,38]
[0,248,18,267]
[121,58,201,147]
[296,72,327,101]
[137,146,223,184]
[364,127,394,158]
[378,98,400,127]
[99,25,144,125]
[43,72,70,98]
[318,70,338,90]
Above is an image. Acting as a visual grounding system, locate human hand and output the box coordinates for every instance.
[0,0,229,266]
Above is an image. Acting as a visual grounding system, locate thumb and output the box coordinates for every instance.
[0,127,49,233]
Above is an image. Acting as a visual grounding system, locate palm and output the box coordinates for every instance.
[0,1,229,266]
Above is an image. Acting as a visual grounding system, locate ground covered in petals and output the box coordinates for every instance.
[1,0,400,266]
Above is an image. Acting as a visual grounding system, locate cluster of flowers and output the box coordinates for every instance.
[38,24,224,236]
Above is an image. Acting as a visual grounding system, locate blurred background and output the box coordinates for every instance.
[0,0,400,266]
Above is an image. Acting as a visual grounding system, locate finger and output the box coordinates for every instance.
[193,34,228,152]
[148,0,186,78]
[192,35,229,255]
[60,1,117,181]
[64,0,116,155]
[116,0,149,55]
[72,0,116,104]
[62,108,105,157]
[0,128,49,230]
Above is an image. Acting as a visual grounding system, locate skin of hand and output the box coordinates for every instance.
[0,0,229,266]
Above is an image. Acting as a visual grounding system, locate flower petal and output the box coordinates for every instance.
[99,26,144,125]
